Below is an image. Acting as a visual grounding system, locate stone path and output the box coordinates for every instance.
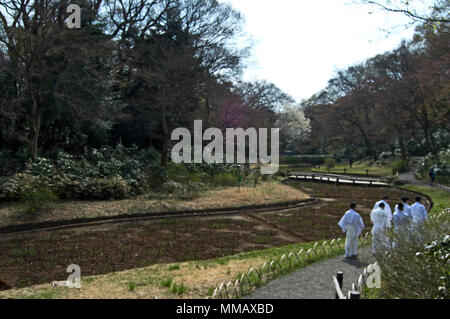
[247,248,374,299]
[399,168,450,192]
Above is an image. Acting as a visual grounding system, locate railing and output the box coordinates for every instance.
[334,208,449,300]
[287,172,388,186]
[314,167,373,176]
[334,262,378,300]
[212,232,372,299]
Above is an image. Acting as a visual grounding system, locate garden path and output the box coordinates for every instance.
[247,248,374,299]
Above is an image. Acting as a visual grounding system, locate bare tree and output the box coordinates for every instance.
[357,0,449,32]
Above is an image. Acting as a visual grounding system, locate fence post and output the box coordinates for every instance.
[349,291,361,299]
[335,272,343,299]
[366,169,369,176]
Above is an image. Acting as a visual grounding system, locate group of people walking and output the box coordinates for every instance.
[338,196,429,258]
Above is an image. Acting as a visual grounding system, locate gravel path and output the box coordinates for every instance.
[247,248,375,299]
[399,167,450,192]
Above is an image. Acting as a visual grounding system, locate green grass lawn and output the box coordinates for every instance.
[400,184,450,215]
[311,164,392,177]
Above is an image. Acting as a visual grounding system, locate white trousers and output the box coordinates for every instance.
[345,224,359,257]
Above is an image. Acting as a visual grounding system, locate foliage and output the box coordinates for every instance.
[280,155,330,166]
[416,234,450,299]
[416,147,450,185]
[324,158,336,170]
[391,159,409,174]
[374,216,450,299]
[2,173,58,214]
[210,173,238,187]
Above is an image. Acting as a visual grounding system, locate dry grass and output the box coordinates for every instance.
[0,183,308,228]
[172,183,308,210]
[0,257,266,299]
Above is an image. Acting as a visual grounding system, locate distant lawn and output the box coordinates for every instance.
[311,164,392,177]
[400,184,450,215]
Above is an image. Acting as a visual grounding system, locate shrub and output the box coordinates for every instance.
[211,173,237,187]
[393,179,407,186]
[280,155,328,166]
[18,186,58,214]
[2,173,58,214]
[374,216,450,299]
[54,175,131,200]
[167,162,190,182]
[324,158,336,170]
[391,159,409,174]
[90,176,131,199]
[1,173,49,200]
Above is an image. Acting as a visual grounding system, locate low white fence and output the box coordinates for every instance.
[212,232,372,299]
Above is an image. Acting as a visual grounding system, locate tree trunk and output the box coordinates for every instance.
[29,101,42,162]
[160,107,169,167]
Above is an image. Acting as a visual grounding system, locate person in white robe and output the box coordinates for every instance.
[371,202,391,254]
[392,202,412,247]
[394,197,412,219]
[393,203,412,228]
[338,203,365,259]
[373,196,392,222]
[410,197,428,226]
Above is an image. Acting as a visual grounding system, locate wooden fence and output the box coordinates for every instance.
[333,208,449,300]
[212,232,372,299]
[333,262,378,300]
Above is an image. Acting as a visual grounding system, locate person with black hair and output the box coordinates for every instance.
[392,202,413,247]
[393,202,412,228]
[395,197,412,219]
[338,203,365,259]
[373,196,392,222]
[370,202,391,254]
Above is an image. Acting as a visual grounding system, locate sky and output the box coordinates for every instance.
[219,0,417,103]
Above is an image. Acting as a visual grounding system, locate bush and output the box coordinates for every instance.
[324,158,336,169]
[280,155,329,166]
[374,216,450,299]
[17,185,58,215]
[391,159,409,174]
[1,173,49,200]
[2,173,58,213]
[55,176,131,200]
[393,179,407,186]
[210,173,237,187]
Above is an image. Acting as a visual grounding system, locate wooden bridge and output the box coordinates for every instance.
[287,172,389,187]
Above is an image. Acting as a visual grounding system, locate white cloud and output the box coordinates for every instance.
[220,0,415,102]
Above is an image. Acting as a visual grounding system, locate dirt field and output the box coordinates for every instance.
[0,181,428,290]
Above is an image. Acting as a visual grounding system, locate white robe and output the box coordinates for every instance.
[392,209,412,248]
[410,202,428,224]
[370,207,391,254]
[393,209,412,228]
[394,203,412,219]
[338,209,364,257]
[373,200,392,221]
